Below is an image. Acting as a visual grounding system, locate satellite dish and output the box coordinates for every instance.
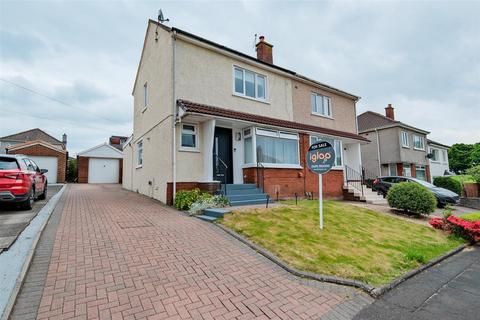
[158,9,170,23]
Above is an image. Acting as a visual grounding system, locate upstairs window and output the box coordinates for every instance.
[442,150,448,163]
[401,131,409,147]
[311,93,332,117]
[431,148,439,161]
[413,135,425,150]
[233,66,267,101]
[143,82,148,110]
[181,124,197,150]
[137,141,143,167]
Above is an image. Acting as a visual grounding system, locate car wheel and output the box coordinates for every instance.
[21,188,34,210]
[38,184,47,200]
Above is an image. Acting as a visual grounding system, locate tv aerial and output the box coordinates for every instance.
[155,9,170,41]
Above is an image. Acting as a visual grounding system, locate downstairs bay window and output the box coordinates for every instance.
[243,127,300,167]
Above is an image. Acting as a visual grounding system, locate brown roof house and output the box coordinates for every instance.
[1,128,68,183]
[357,104,431,182]
[123,20,373,207]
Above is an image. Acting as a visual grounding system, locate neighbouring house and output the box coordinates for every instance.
[358,104,431,182]
[77,137,124,184]
[427,139,451,178]
[122,20,369,205]
[1,128,68,183]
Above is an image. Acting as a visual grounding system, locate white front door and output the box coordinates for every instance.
[29,156,58,184]
[88,158,119,183]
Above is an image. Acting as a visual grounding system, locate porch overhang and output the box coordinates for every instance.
[177,99,370,144]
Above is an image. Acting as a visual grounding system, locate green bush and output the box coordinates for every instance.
[174,189,212,211]
[387,182,437,215]
[188,195,230,215]
[433,176,462,195]
[466,165,480,183]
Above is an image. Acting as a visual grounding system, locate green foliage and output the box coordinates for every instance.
[188,195,229,215]
[433,176,462,195]
[66,158,77,182]
[174,189,212,211]
[448,143,480,174]
[466,165,480,183]
[387,182,437,215]
[442,204,453,219]
[460,212,480,221]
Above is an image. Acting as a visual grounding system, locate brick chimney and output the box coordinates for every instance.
[62,133,67,146]
[255,36,273,64]
[385,104,395,120]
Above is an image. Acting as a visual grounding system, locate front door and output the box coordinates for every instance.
[213,127,233,184]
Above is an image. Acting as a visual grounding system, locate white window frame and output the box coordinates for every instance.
[389,163,398,176]
[233,66,268,102]
[142,82,148,112]
[311,93,333,118]
[401,131,409,148]
[136,140,143,168]
[430,148,440,162]
[442,149,448,164]
[179,123,199,152]
[403,163,411,177]
[309,135,343,168]
[413,135,425,150]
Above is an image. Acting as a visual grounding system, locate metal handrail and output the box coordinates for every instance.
[344,165,364,197]
[256,162,265,193]
[361,166,378,189]
[215,153,229,195]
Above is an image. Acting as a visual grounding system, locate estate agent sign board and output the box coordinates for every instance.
[306,141,336,229]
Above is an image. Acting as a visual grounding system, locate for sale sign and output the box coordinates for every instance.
[306,141,336,175]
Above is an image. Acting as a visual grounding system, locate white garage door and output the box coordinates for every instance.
[88,158,119,184]
[29,156,58,184]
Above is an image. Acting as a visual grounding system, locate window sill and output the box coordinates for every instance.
[402,145,410,149]
[136,165,143,169]
[141,107,147,113]
[311,112,334,120]
[413,147,425,151]
[232,93,270,104]
[179,147,200,153]
[242,163,303,169]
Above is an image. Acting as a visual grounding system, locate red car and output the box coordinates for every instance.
[0,154,48,210]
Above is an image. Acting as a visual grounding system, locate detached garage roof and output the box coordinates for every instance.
[7,140,66,154]
[77,143,123,159]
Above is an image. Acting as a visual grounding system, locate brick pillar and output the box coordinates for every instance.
[396,163,403,176]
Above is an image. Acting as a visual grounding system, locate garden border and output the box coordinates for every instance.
[213,222,468,298]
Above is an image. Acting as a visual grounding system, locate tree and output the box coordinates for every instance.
[471,143,480,167]
[448,143,474,174]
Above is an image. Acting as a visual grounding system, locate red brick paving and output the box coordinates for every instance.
[36,184,352,319]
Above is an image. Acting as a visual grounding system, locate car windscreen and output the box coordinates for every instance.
[0,157,20,170]
[411,178,435,188]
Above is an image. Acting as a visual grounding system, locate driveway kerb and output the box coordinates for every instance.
[211,218,469,298]
[0,184,66,320]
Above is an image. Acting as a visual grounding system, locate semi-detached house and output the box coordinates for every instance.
[123,20,368,205]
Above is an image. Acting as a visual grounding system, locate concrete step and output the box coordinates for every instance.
[203,208,231,218]
[224,188,264,195]
[229,199,271,206]
[366,199,389,205]
[196,215,218,222]
[226,193,269,202]
[222,184,257,191]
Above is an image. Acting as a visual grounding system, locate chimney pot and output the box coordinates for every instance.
[385,104,395,120]
[255,35,273,64]
[62,133,67,146]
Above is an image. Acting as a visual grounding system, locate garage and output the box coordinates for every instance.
[29,156,58,184]
[77,143,123,184]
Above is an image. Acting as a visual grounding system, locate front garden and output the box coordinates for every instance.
[220,200,465,286]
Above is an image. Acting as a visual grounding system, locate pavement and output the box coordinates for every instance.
[354,245,480,320]
[11,184,371,320]
[0,185,62,254]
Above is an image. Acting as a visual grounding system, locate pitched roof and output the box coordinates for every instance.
[178,99,369,142]
[7,140,66,153]
[145,20,360,101]
[0,128,64,147]
[427,139,451,149]
[357,111,429,134]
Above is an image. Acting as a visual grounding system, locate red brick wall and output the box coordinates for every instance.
[396,163,403,176]
[77,156,89,183]
[8,145,67,183]
[425,164,431,183]
[243,133,344,199]
[166,182,221,206]
[411,164,417,178]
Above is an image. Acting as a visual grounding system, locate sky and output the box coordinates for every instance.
[1,0,479,155]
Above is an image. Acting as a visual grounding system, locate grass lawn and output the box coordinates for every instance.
[220,200,465,286]
[460,212,480,221]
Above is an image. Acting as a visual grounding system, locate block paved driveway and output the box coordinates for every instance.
[12,184,371,320]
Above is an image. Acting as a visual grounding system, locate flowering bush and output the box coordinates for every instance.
[429,216,480,243]
[188,195,229,215]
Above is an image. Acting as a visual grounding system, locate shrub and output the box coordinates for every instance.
[433,176,462,196]
[174,189,212,211]
[387,182,437,215]
[466,165,480,183]
[447,216,480,243]
[188,195,229,215]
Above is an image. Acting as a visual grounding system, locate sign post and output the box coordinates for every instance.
[306,141,336,230]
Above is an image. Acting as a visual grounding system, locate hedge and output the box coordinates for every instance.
[387,182,437,215]
[433,176,462,195]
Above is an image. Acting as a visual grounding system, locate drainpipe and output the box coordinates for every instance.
[375,128,381,176]
[172,30,177,205]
